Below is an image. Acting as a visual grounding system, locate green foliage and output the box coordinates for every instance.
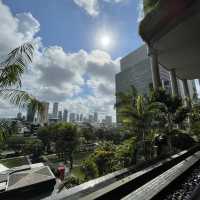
[23,138,43,158]
[0,43,44,138]
[191,121,200,140]
[0,156,29,168]
[170,129,195,150]
[63,176,82,189]
[0,43,34,88]
[191,104,200,122]
[115,138,136,169]
[81,158,99,181]
[93,142,116,176]
[37,126,52,152]
[81,124,96,142]
[116,88,162,160]
[143,0,159,14]
[81,142,116,178]
[55,123,79,170]
[7,136,25,152]
[150,88,189,128]
[95,128,122,144]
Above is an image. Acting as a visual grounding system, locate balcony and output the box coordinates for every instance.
[139,0,200,80]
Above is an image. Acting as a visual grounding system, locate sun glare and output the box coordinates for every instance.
[95,30,115,50]
[100,35,111,48]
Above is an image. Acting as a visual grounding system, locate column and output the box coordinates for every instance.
[170,68,179,96]
[182,79,190,98]
[148,47,161,90]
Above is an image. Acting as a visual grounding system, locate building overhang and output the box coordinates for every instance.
[139,0,200,79]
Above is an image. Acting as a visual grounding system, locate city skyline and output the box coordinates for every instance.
[0,0,143,121]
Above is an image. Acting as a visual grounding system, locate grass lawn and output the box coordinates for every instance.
[0,156,29,168]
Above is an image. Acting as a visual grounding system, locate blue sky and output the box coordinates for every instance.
[0,0,143,120]
[5,0,142,58]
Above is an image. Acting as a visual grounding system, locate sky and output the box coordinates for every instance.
[0,0,143,121]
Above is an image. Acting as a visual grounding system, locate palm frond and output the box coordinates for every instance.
[0,120,10,142]
[147,102,168,112]
[0,43,34,87]
[0,89,44,114]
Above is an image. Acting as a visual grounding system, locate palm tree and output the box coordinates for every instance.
[116,87,158,160]
[149,88,190,153]
[0,43,44,142]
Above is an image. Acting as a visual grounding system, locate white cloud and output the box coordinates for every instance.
[73,0,99,16]
[73,0,126,16]
[0,0,120,121]
[0,1,41,59]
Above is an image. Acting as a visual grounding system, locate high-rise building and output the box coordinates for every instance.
[52,102,59,118]
[94,112,98,122]
[38,102,49,125]
[116,45,170,96]
[88,115,93,123]
[17,112,22,120]
[69,113,76,123]
[58,111,62,121]
[79,114,83,122]
[26,104,36,123]
[115,46,198,123]
[63,109,68,122]
[115,45,172,123]
[76,114,79,122]
[103,116,112,127]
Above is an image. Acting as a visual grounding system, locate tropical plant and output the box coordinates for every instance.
[0,43,44,141]
[81,123,96,142]
[149,88,190,152]
[55,123,80,171]
[143,0,159,14]
[92,141,116,176]
[115,137,136,169]
[37,126,52,152]
[23,138,43,159]
[116,87,159,160]
[81,158,99,181]
[7,136,25,153]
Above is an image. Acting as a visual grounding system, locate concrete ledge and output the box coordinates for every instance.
[139,0,196,43]
[122,151,200,200]
[45,146,200,200]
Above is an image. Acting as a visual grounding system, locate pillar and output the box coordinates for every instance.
[148,47,161,90]
[170,69,179,96]
[182,79,190,98]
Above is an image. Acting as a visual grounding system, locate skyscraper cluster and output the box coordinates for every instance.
[26,101,112,126]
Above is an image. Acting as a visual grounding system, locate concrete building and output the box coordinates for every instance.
[116,45,171,96]
[76,114,80,122]
[0,163,55,199]
[37,102,49,125]
[69,113,76,123]
[17,112,22,120]
[63,109,68,122]
[58,111,62,121]
[105,116,112,127]
[79,114,83,122]
[52,102,58,118]
[139,0,200,98]
[88,115,94,123]
[26,104,36,123]
[94,112,98,122]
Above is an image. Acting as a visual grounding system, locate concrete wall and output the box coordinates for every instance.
[120,45,148,72]
[116,58,152,95]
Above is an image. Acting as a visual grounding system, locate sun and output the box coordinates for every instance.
[95,29,115,50]
[100,35,111,48]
